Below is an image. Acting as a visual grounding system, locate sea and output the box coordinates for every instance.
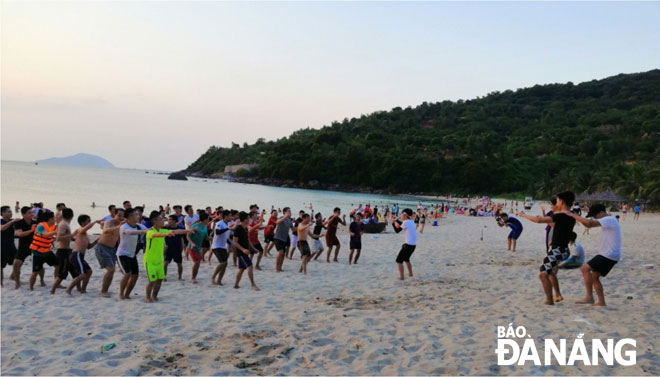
[1,161,438,224]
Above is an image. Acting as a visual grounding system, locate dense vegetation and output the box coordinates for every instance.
[185,70,660,204]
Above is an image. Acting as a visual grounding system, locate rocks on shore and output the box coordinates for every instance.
[167,172,188,181]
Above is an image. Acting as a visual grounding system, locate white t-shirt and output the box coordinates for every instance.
[597,216,621,261]
[401,219,417,246]
[184,213,200,229]
[117,223,141,258]
[572,241,586,265]
[212,220,230,249]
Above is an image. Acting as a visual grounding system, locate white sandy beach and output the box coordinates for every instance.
[1,212,658,376]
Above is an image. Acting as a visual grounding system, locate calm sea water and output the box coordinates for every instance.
[1,161,430,222]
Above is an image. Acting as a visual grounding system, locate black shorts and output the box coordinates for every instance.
[2,245,16,268]
[350,240,362,250]
[164,247,182,264]
[396,244,416,263]
[274,239,287,252]
[213,248,228,263]
[32,251,58,272]
[264,234,274,243]
[15,248,31,262]
[117,255,139,275]
[202,238,211,249]
[587,255,618,277]
[69,252,91,278]
[56,248,72,279]
[251,242,264,254]
[237,254,253,269]
[298,241,311,257]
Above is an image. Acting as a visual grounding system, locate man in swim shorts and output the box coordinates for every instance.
[144,211,191,302]
[311,213,326,261]
[66,215,101,295]
[564,204,621,307]
[248,211,266,270]
[296,213,314,275]
[324,207,346,263]
[51,208,74,294]
[232,211,260,290]
[517,191,576,305]
[95,208,125,297]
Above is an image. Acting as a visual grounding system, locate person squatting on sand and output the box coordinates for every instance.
[517,191,576,305]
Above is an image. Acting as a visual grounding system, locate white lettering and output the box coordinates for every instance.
[544,338,566,366]
[614,339,636,366]
[496,339,520,365]
[518,339,541,366]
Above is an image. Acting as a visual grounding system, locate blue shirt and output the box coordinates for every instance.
[506,217,523,232]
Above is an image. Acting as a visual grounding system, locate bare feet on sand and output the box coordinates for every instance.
[543,299,554,305]
[99,292,111,298]
[554,295,564,303]
[575,298,595,304]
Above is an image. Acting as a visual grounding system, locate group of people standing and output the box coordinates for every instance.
[1,200,422,301]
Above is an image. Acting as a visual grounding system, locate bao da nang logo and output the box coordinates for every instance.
[495,324,636,366]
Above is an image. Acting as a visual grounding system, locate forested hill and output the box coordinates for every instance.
[184,70,660,202]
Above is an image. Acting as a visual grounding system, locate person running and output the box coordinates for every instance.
[564,204,621,307]
[348,212,364,265]
[497,213,523,252]
[117,208,148,300]
[391,208,417,280]
[144,211,191,302]
[324,207,346,263]
[1,206,20,287]
[28,211,59,290]
[232,211,260,290]
[163,215,184,281]
[517,191,576,305]
[11,206,39,289]
[311,213,326,261]
[248,211,266,270]
[558,232,585,270]
[50,208,75,294]
[296,214,314,274]
[66,215,102,295]
[95,208,125,297]
[274,207,293,272]
[186,212,210,284]
[211,210,231,285]
[263,209,278,257]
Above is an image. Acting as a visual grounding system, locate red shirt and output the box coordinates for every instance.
[264,217,277,236]
[248,221,260,244]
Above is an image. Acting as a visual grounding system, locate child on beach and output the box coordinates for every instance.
[391,208,417,280]
[186,212,210,284]
[144,211,192,302]
[563,204,621,306]
[296,213,314,274]
[232,211,260,290]
[517,191,576,305]
[66,215,102,295]
[558,232,585,270]
[348,212,364,265]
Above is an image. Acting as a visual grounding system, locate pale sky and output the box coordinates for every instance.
[2,1,659,171]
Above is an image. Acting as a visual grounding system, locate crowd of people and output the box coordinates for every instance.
[0,200,422,302]
[1,192,625,307]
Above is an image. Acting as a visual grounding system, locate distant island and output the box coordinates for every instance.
[37,153,115,168]
[182,69,660,203]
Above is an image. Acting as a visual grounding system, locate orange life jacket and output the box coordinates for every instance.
[30,222,56,253]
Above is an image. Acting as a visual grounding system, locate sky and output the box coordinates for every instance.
[2,1,659,171]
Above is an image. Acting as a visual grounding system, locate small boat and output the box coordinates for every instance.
[363,222,387,234]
